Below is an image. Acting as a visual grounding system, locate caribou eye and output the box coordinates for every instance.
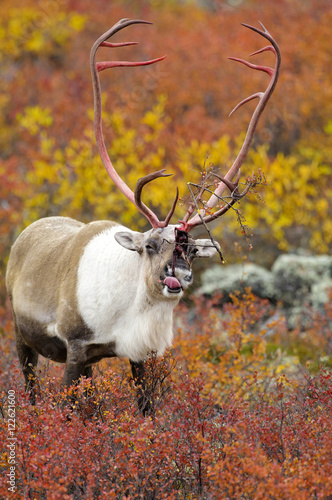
[145,240,159,255]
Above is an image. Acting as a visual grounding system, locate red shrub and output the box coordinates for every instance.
[1,361,331,499]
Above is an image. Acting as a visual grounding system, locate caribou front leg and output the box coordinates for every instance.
[62,343,91,392]
[130,360,152,416]
[60,345,95,419]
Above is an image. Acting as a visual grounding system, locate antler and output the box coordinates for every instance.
[180,22,281,231]
[90,18,178,229]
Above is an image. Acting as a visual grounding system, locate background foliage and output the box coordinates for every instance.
[1,0,332,498]
[1,0,332,269]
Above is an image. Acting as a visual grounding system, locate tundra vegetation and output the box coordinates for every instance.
[0,0,331,498]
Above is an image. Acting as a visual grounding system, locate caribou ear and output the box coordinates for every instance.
[194,239,220,258]
[114,231,143,253]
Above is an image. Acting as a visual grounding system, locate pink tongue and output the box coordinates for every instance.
[163,276,181,290]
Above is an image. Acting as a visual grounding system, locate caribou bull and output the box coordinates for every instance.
[6,19,280,413]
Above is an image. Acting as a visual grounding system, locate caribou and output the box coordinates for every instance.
[6,19,280,413]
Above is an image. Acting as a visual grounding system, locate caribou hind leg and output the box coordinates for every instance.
[14,320,39,404]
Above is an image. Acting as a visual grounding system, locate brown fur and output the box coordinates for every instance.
[6,217,119,394]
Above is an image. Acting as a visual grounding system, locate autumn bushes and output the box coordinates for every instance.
[1,361,331,499]
[1,274,331,499]
[1,291,332,499]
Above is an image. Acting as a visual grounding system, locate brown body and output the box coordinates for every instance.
[6,218,115,385]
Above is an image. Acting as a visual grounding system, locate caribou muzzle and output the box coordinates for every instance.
[162,260,193,298]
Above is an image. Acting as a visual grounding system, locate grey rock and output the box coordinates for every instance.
[199,263,275,301]
[311,278,332,310]
[271,254,332,308]
[199,254,332,319]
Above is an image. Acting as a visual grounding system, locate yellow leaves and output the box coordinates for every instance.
[19,96,179,228]
[226,143,332,253]
[177,135,232,176]
[142,95,170,142]
[323,120,332,135]
[27,160,55,185]
[107,109,126,136]
[7,9,28,37]
[143,110,160,130]
[316,198,329,217]
[17,106,53,135]
[0,8,86,60]
[67,12,87,32]
[15,89,332,256]
[24,193,50,225]
[25,31,44,52]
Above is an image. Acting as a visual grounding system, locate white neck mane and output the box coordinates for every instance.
[76,226,176,361]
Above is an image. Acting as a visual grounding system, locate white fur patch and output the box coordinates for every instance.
[76,226,177,362]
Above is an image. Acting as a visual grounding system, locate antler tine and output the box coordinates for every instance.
[135,170,180,227]
[183,22,280,230]
[90,19,176,229]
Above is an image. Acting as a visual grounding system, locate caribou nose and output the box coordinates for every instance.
[184,270,193,282]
